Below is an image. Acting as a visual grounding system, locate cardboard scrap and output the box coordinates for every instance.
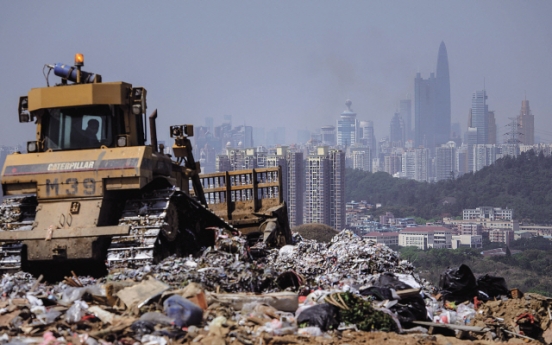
[116,277,170,309]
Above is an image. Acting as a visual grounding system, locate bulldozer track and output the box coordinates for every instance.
[107,187,175,268]
[0,195,38,270]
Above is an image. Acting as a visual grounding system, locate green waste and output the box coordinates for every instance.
[334,292,399,332]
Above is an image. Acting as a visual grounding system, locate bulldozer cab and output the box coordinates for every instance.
[19,54,148,154]
[41,105,115,150]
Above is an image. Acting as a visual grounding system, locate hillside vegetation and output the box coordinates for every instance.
[399,237,552,296]
[346,150,552,223]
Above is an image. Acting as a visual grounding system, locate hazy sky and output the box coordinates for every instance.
[1,1,552,146]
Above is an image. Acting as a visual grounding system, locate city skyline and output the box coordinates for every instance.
[1,1,552,147]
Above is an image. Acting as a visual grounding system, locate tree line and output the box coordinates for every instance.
[346,150,552,224]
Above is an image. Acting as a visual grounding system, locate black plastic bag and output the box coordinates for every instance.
[439,264,477,303]
[375,272,413,290]
[391,295,429,324]
[359,286,395,300]
[297,303,339,331]
[373,272,429,324]
[477,274,510,299]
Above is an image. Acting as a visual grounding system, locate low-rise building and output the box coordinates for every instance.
[514,231,533,240]
[463,207,513,221]
[452,235,482,248]
[398,226,452,250]
[379,212,395,226]
[460,223,483,236]
[363,232,399,247]
[519,225,552,236]
[489,229,515,245]
[443,218,519,231]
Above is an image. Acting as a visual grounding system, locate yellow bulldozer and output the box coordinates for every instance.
[0,54,291,275]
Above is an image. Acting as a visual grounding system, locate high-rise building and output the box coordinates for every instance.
[414,148,430,182]
[285,150,304,228]
[518,99,535,145]
[400,99,412,141]
[456,145,468,177]
[337,100,358,148]
[473,144,497,172]
[414,42,451,149]
[384,154,402,176]
[390,112,405,146]
[305,147,345,230]
[215,154,231,172]
[435,141,456,181]
[267,147,304,228]
[359,120,376,155]
[401,148,429,182]
[350,147,371,172]
[320,125,336,146]
[435,42,451,146]
[487,111,497,145]
[328,149,345,231]
[470,90,489,145]
[414,72,436,148]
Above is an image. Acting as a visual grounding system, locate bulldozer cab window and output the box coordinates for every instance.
[42,106,113,150]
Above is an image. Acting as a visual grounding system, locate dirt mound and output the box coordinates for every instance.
[292,223,339,242]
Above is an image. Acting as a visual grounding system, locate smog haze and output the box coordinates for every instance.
[1,1,551,145]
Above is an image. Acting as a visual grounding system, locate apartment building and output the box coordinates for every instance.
[305,147,346,231]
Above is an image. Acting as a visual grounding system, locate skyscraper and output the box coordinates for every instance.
[470,90,489,144]
[414,72,436,148]
[487,111,497,145]
[400,99,412,141]
[359,120,376,154]
[337,100,358,148]
[518,99,535,145]
[414,42,451,149]
[435,42,451,145]
[390,112,405,146]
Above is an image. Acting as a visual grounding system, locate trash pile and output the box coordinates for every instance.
[0,230,550,344]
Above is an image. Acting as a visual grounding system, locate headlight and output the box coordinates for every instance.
[117,136,127,147]
[27,141,37,153]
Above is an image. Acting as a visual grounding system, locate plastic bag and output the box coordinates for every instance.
[140,311,174,326]
[439,264,477,303]
[35,309,62,325]
[296,303,339,331]
[59,285,105,306]
[140,335,167,345]
[297,326,323,337]
[163,295,203,327]
[455,303,476,325]
[65,300,89,323]
[373,272,428,324]
[131,320,156,339]
[359,286,395,300]
[476,274,510,299]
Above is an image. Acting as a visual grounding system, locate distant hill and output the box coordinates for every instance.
[346,150,552,224]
